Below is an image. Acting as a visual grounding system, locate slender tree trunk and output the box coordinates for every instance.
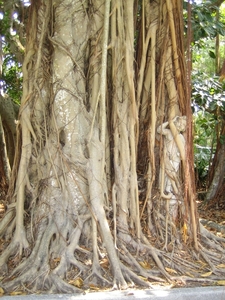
[0,115,10,198]
[206,122,225,202]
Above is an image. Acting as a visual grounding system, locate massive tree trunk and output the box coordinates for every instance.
[0,0,225,294]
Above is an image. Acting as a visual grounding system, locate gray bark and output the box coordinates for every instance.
[206,143,225,202]
[0,94,19,167]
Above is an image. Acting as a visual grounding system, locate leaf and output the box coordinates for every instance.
[89,284,100,291]
[185,272,194,278]
[100,258,109,269]
[0,287,4,295]
[209,50,216,59]
[139,261,151,269]
[138,275,148,281]
[53,257,61,262]
[68,278,83,288]
[216,280,225,286]
[183,222,188,243]
[201,271,212,277]
[165,267,177,275]
[10,291,27,296]
[197,260,207,268]
[217,264,225,269]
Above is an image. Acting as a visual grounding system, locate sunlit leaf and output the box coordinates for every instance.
[185,272,194,278]
[89,284,100,290]
[10,291,26,296]
[201,271,212,277]
[100,258,109,269]
[0,287,4,295]
[216,280,225,286]
[183,222,188,243]
[69,277,83,288]
[53,257,60,262]
[139,261,151,269]
[216,264,225,269]
[197,260,207,267]
[138,275,148,281]
[165,267,177,274]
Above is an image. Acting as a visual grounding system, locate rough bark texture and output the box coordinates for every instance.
[206,122,225,203]
[0,95,19,167]
[0,0,225,294]
[0,95,19,200]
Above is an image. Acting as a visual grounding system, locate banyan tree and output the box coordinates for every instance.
[0,0,225,293]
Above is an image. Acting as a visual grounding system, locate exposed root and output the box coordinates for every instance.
[0,241,18,275]
[119,244,165,282]
[200,222,225,243]
[0,205,15,238]
[49,274,80,294]
[1,209,225,293]
[120,263,151,288]
[200,218,225,235]
[84,269,111,288]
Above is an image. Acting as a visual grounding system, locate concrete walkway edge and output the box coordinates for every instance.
[1,286,225,300]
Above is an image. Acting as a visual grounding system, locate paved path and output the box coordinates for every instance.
[1,286,225,300]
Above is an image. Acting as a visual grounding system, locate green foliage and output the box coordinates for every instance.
[2,51,22,104]
[0,4,24,104]
[194,111,216,179]
[0,11,11,39]
[192,40,217,75]
[190,1,225,186]
[192,71,225,111]
[184,0,225,42]
[192,71,225,181]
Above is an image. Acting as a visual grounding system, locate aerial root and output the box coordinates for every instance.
[200,222,225,244]
[0,240,18,275]
[2,211,225,293]
[120,263,151,288]
[83,268,111,287]
[49,274,81,294]
[0,206,16,238]
[82,250,111,287]
[199,249,219,274]
[53,248,88,278]
[3,264,48,293]
[2,248,82,294]
[200,219,225,238]
[119,245,165,282]
[118,233,171,281]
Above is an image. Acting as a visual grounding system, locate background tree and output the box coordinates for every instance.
[0,0,27,200]
[191,1,225,204]
[0,0,225,294]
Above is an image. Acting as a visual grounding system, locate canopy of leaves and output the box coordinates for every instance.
[194,111,216,179]
[1,49,22,103]
[0,0,29,103]
[192,71,225,111]
[184,0,225,42]
[192,70,225,184]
